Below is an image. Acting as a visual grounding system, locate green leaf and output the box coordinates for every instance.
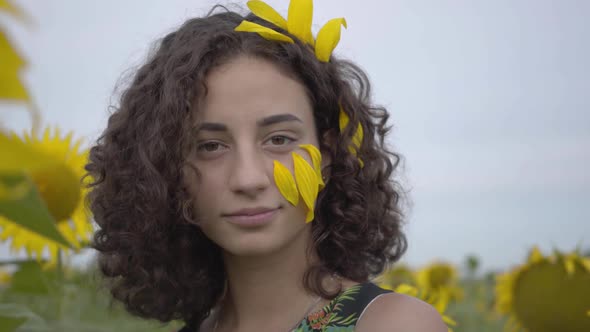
[9,260,55,295]
[0,317,26,332]
[0,174,72,248]
[0,303,43,332]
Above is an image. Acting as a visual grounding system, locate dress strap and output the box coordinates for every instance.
[295,282,393,331]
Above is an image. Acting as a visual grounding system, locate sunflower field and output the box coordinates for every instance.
[1,1,589,331]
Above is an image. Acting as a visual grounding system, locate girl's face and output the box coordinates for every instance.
[184,55,322,257]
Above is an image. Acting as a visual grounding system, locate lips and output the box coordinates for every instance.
[223,207,281,227]
[224,207,278,217]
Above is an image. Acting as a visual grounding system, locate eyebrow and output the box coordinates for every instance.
[196,113,303,132]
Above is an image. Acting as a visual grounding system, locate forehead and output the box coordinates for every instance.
[197,56,313,124]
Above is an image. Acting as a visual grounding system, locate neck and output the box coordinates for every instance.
[215,227,329,332]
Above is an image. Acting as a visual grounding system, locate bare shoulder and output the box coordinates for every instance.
[355,292,448,332]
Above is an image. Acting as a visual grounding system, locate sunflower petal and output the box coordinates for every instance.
[0,31,26,68]
[528,246,543,264]
[442,315,457,326]
[273,160,299,206]
[564,257,575,276]
[0,131,56,172]
[394,283,418,297]
[315,17,346,62]
[338,105,363,149]
[0,31,29,100]
[293,152,318,222]
[338,105,364,167]
[0,71,29,100]
[305,206,313,222]
[247,0,288,30]
[235,20,294,43]
[338,103,348,132]
[352,122,363,150]
[287,0,314,46]
[298,144,324,190]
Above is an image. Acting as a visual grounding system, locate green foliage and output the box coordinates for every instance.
[446,277,507,332]
[0,303,45,332]
[9,261,55,295]
[0,174,72,248]
[0,261,515,332]
[0,261,182,332]
[464,254,480,278]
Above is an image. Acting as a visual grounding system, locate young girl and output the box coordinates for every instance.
[85,1,447,331]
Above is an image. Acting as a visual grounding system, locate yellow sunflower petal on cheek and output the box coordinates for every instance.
[273,160,299,206]
[298,144,324,190]
[235,20,294,43]
[292,152,318,223]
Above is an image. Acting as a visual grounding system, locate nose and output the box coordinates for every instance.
[227,144,271,197]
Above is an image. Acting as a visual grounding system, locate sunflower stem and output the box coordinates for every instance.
[56,248,65,320]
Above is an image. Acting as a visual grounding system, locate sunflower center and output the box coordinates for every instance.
[513,258,590,332]
[429,267,453,288]
[30,163,81,222]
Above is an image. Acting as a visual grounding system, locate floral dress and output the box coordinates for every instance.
[292,282,392,332]
[179,282,391,332]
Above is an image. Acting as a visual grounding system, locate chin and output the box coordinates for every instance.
[221,232,292,257]
[225,244,280,257]
[220,222,311,258]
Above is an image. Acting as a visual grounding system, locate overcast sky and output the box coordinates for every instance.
[1,0,589,272]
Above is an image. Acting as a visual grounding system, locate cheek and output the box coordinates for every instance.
[190,165,227,209]
[183,164,214,209]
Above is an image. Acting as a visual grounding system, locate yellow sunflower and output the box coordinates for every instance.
[495,246,590,332]
[375,263,416,290]
[415,261,464,304]
[0,127,93,263]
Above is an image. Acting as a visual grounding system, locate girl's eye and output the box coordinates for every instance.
[197,142,224,153]
[268,135,294,146]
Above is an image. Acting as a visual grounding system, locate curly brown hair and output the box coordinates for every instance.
[85,4,408,329]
